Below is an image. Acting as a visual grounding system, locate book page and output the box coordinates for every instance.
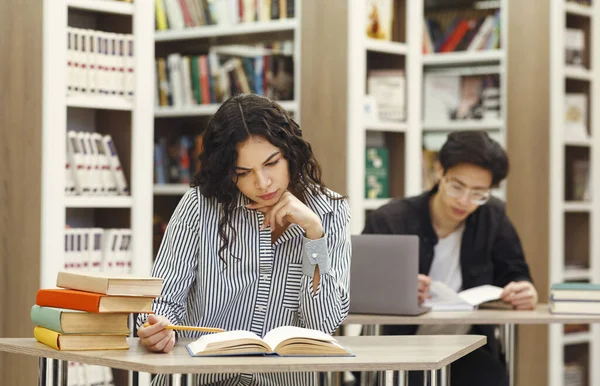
[458,285,503,306]
[187,330,265,355]
[263,326,335,352]
[424,281,467,304]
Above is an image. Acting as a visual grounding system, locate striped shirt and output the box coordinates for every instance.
[142,187,351,386]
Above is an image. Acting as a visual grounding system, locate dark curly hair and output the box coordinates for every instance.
[439,131,509,187]
[191,94,340,264]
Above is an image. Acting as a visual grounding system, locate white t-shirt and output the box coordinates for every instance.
[417,224,471,335]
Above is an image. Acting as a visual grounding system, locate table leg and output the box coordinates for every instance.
[360,325,379,386]
[315,372,329,386]
[38,357,48,386]
[376,371,392,386]
[397,370,408,386]
[440,365,450,386]
[430,370,437,386]
[502,323,515,386]
[170,373,182,386]
[56,360,68,386]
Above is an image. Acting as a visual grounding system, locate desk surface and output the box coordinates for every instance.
[344,304,600,325]
[0,335,485,374]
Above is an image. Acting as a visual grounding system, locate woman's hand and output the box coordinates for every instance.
[246,191,324,240]
[137,315,176,353]
[500,281,538,310]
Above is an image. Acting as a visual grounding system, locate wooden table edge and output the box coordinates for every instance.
[0,336,486,373]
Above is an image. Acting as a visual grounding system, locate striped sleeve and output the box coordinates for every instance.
[298,199,351,334]
[143,188,200,326]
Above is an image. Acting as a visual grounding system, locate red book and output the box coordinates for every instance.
[439,20,471,53]
[36,289,154,313]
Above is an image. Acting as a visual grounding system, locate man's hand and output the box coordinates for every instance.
[246,191,324,240]
[418,274,432,305]
[500,281,538,310]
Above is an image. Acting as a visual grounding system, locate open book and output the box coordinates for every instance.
[424,281,510,311]
[186,326,353,357]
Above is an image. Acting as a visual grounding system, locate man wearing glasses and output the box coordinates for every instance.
[362,131,537,386]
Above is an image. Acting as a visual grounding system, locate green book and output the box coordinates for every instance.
[551,283,600,291]
[365,147,389,199]
[30,305,130,335]
[190,56,202,104]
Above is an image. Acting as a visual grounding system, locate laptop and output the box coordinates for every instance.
[349,234,430,316]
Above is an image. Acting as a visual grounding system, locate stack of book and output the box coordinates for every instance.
[32,271,163,351]
[550,283,600,314]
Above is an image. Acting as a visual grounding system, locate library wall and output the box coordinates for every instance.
[0,0,43,384]
[506,1,551,386]
[300,0,349,196]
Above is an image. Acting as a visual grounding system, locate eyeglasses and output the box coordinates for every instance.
[443,177,491,206]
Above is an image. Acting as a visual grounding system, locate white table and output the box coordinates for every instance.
[344,304,600,386]
[0,335,485,386]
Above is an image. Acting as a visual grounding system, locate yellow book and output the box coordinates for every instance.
[155,0,169,31]
[34,326,129,351]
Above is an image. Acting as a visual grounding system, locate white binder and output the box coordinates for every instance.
[90,133,117,195]
[102,134,129,195]
[66,131,88,195]
[88,228,104,272]
[76,132,93,195]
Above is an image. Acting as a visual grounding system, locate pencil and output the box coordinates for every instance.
[142,323,225,333]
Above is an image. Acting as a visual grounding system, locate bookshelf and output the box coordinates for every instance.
[303,0,420,235]
[553,2,600,386]
[421,0,508,198]
[151,4,302,222]
[506,1,599,385]
[0,1,154,385]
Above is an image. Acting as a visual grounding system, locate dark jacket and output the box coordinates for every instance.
[362,186,533,356]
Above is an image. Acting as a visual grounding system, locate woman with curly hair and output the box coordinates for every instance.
[137,94,351,385]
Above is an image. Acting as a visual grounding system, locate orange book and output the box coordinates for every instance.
[36,289,154,313]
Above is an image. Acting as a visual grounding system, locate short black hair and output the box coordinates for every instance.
[438,131,508,187]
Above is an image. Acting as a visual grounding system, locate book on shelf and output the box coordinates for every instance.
[156,41,294,109]
[64,228,132,274]
[571,159,590,201]
[154,133,203,185]
[365,147,389,199]
[564,323,590,334]
[367,70,405,123]
[550,283,600,315]
[57,271,163,297]
[36,289,155,313]
[564,362,584,386]
[423,9,500,54]
[66,131,128,196]
[67,27,133,99]
[186,326,353,357]
[564,93,589,141]
[366,0,393,41]
[155,0,295,31]
[423,281,507,311]
[565,28,585,68]
[31,305,130,335]
[423,69,501,124]
[34,326,129,351]
[551,283,600,301]
[422,148,438,191]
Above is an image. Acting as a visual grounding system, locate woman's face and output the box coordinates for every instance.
[234,135,289,205]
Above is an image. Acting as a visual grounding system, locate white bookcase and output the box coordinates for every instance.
[548,2,600,386]
[345,0,422,234]
[420,0,508,199]
[40,0,154,291]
